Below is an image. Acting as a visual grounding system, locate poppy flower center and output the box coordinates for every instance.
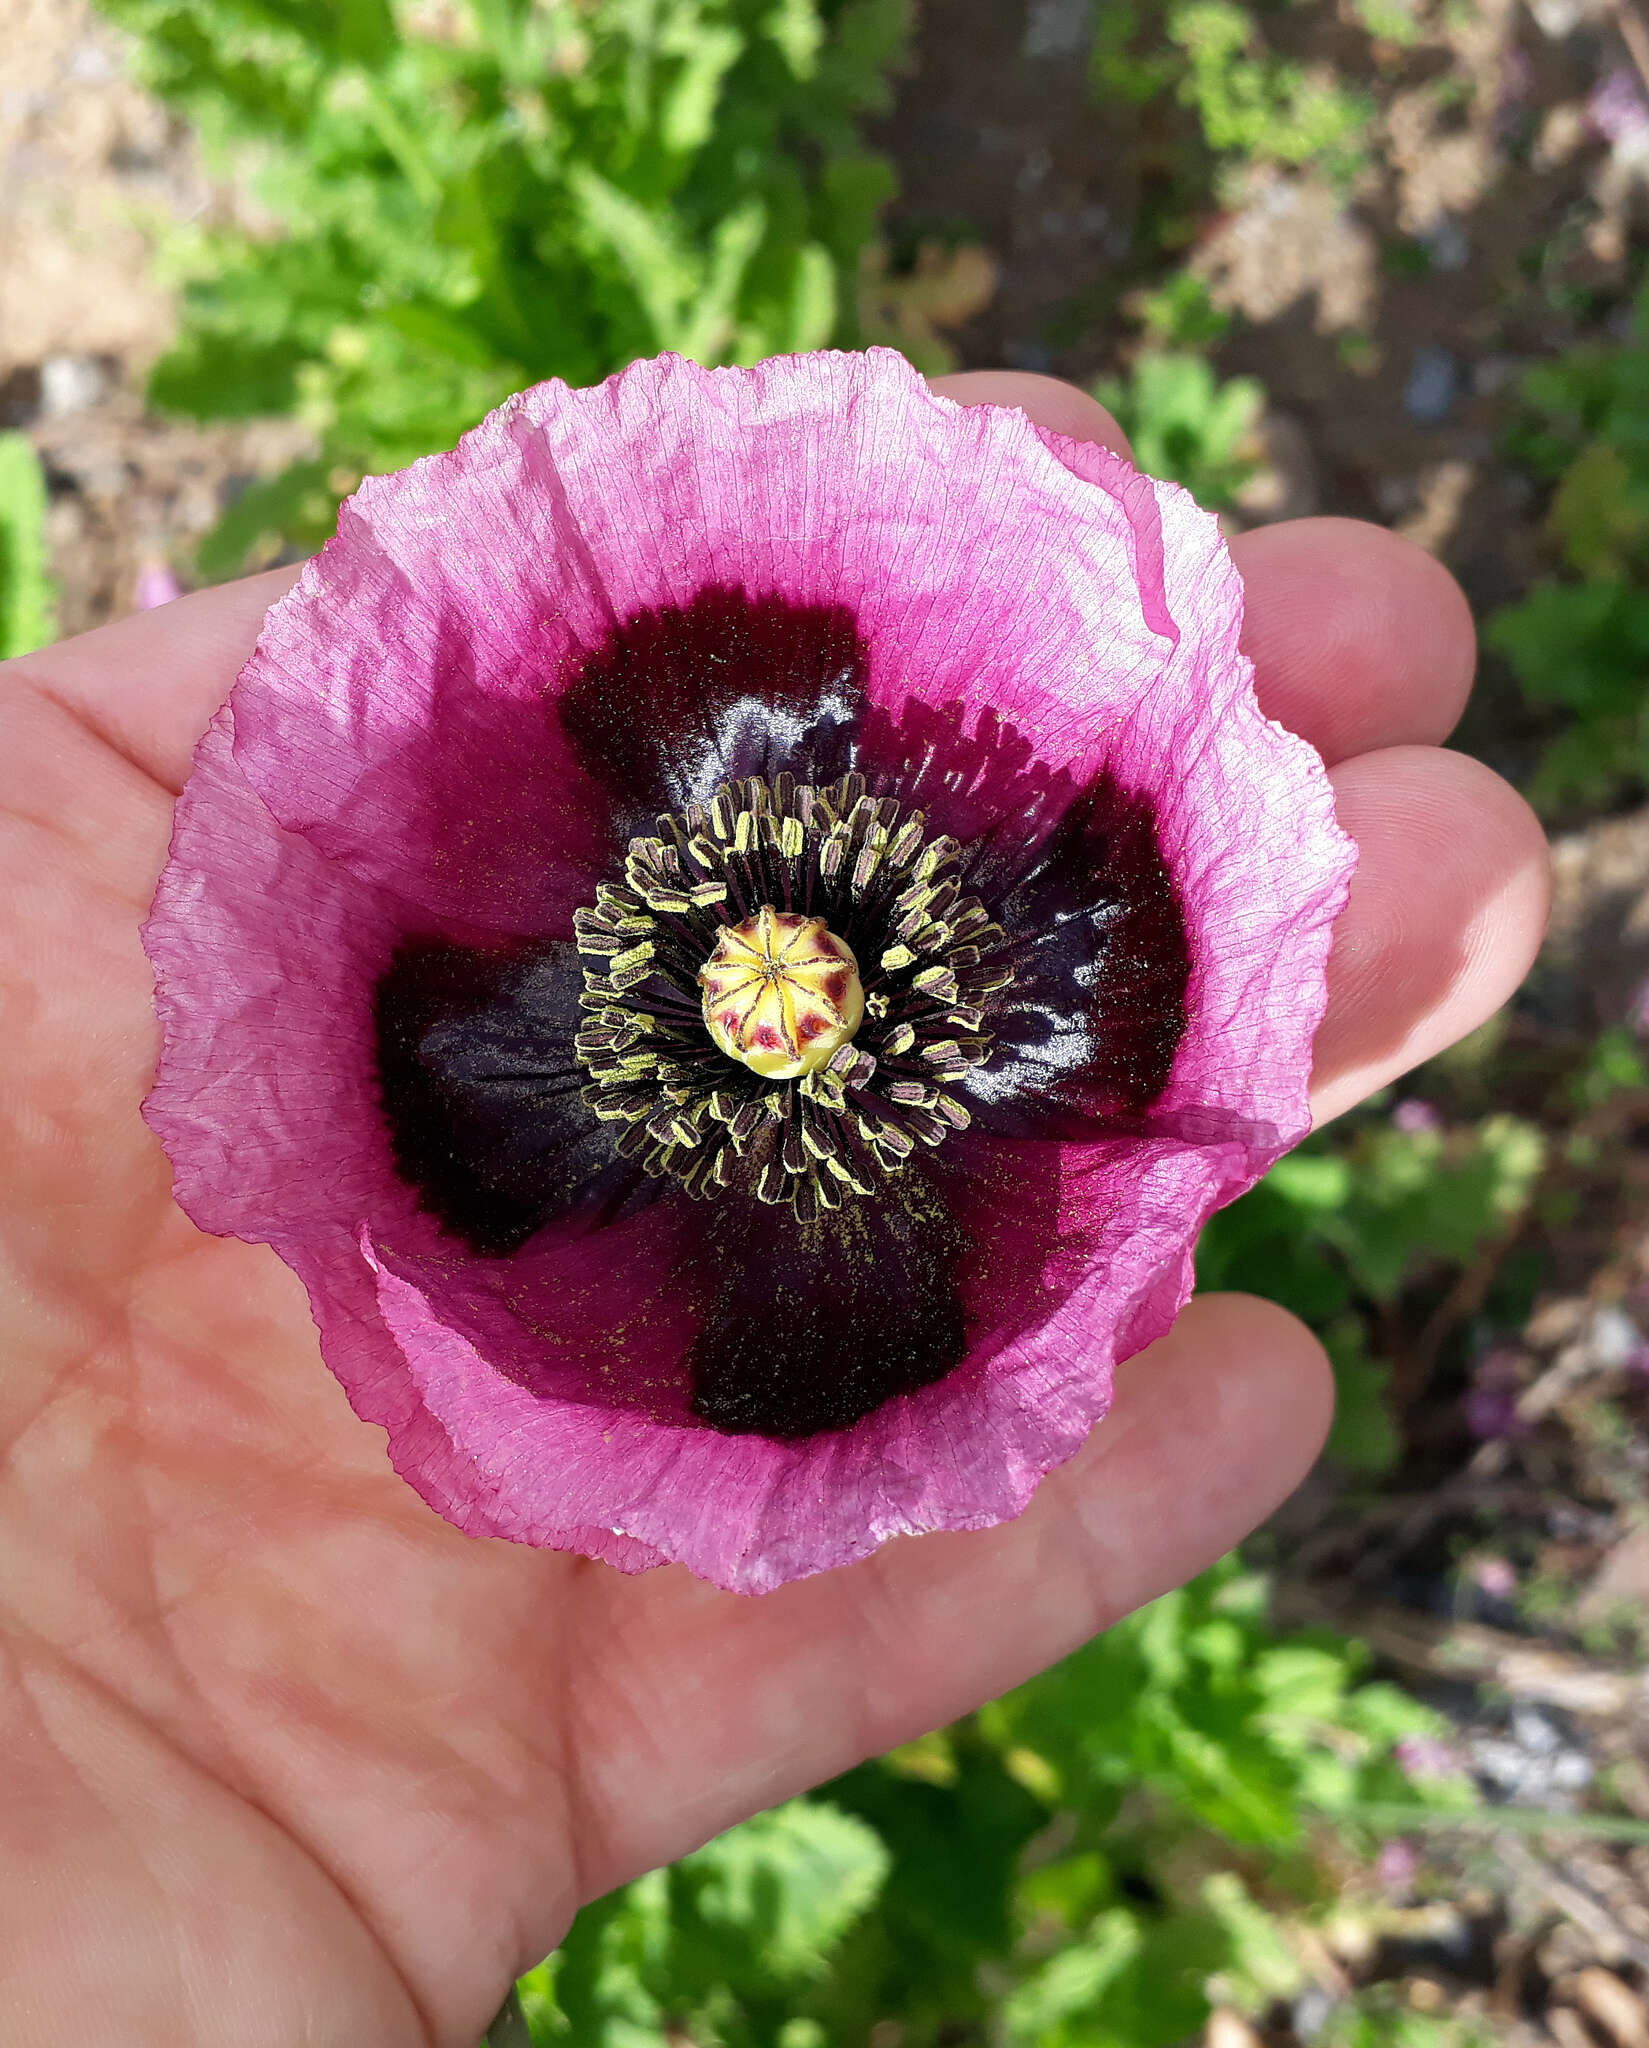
[570,771,1015,1224]
[700,908,864,1080]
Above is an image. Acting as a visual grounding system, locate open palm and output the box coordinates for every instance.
[0,375,1549,2048]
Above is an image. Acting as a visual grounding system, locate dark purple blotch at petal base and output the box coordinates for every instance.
[374,940,633,1257]
[558,583,867,824]
[370,588,1193,1440]
[685,1173,971,1437]
[143,348,1356,1594]
[965,772,1192,1140]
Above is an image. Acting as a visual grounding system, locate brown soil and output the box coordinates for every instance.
[0,0,309,630]
[875,0,1645,792]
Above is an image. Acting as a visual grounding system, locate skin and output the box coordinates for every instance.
[0,371,1549,2046]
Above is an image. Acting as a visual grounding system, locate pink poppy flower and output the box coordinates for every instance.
[142,350,1353,1594]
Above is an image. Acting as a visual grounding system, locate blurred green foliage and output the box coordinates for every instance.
[102,0,908,571]
[1094,350,1263,511]
[0,433,56,660]
[1133,271,1233,350]
[1091,1,1372,184]
[1489,283,1649,814]
[524,1801,891,2044]
[508,1560,1473,2047]
[1343,0,1422,47]
[1200,1113,1545,1476]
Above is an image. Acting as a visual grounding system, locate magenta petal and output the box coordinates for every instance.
[1031,423,1351,1165]
[231,352,1212,912]
[145,349,1356,1594]
[146,708,416,1250]
[362,1138,1220,1596]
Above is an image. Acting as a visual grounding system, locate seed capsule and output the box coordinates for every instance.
[699,905,866,1081]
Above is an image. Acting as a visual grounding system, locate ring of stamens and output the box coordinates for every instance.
[572,771,1016,1223]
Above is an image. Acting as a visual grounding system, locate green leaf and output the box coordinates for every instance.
[783,243,838,353]
[149,323,310,422]
[1003,1909,1144,2043]
[1265,1151,1351,1211]
[684,200,769,361]
[1200,1872,1305,2009]
[529,1802,887,2044]
[765,0,823,77]
[1348,0,1423,44]
[0,433,56,660]
[331,0,398,67]
[674,1801,891,1993]
[1324,1339,1401,1475]
[1549,439,1647,579]
[570,168,766,362]
[657,20,744,156]
[1492,289,1649,806]
[117,0,908,568]
[1135,271,1231,348]
[1165,0,1371,175]
[1093,350,1262,510]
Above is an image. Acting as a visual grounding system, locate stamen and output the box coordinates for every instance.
[569,770,1016,1216]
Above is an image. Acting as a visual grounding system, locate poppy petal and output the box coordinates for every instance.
[145,351,1355,1593]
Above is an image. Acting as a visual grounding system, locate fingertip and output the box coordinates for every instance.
[1311,745,1552,1121]
[931,369,1133,461]
[14,565,304,793]
[1233,516,1478,762]
[1083,1291,1335,1590]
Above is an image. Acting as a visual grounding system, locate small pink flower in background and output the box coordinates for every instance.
[1391,1097,1441,1135]
[1375,1838,1420,1894]
[1472,1555,1518,1601]
[1463,1348,1532,1442]
[1588,66,1649,147]
[1395,1735,1466,1782]
[135,561,181,611]
[142,350,1355,1593]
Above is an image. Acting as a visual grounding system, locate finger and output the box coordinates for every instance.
[1309,745,1551,1123]
[568,1290,1332,1897]
[1231,518,1477,763]
[930,370,1134,459]
[938,373,1476,770]
[4,567,301,795]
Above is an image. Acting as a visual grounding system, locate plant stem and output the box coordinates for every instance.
[481,1984,534,2048]
[1339,1801,1649,1845]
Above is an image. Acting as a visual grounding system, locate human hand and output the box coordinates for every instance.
[0,372,1548,2046]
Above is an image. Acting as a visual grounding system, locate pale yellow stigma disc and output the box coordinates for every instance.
[699,905,865,1081]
